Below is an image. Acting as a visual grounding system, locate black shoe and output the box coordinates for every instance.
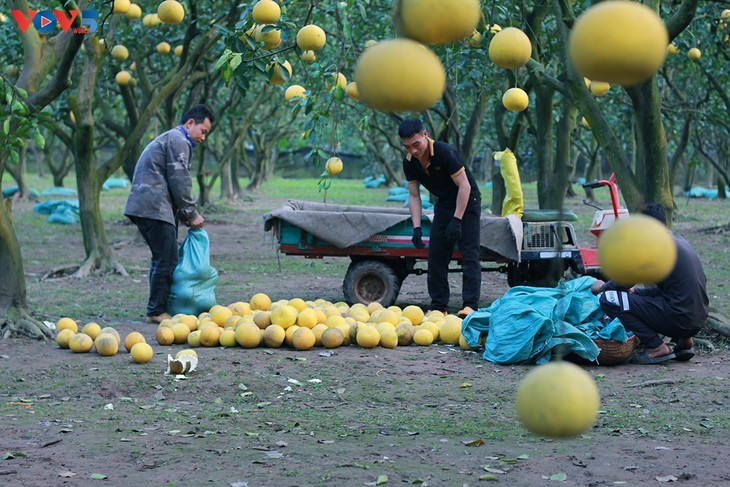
[673,338,695,362]
[631,351,676,365]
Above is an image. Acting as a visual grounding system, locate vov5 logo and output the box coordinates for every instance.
[11,9,99,35]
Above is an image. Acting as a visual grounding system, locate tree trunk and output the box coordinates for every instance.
[547,100,576,208]
[534,83,554,209]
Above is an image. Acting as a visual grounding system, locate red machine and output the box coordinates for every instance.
[579,174,627,271]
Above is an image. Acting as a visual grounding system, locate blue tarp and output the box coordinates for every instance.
[41,187,77,197]
[2,186,41,199]
[685,186,718,200]
[363,175,387,189]
[102,178,129,190]
[33,199,80,224]
[462,276,629,365]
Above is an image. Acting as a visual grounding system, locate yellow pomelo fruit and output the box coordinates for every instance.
[488,24,501,34]
[378,310,399,326]
[326,72,347,91]
[69,333,93,353]
[155,326,175,345]
[171,322,190,344]
[228,302,251,316]
[285,325,301,346]
[402,305,424,325]
[157,41,171,54]
[467,29,482,48]
[516,361,600,438]
[426,309,444,321]
[723,9,730,19]
[395,323,414,346]
[581,117,590,129]
[666,43,679,55]
[177,314,198,331]
[187,330,201,347]
[355,38,445,113]
[488,27,532,70]
[325,315,347,328]
[126,4,142,19]
[440,320,461,345]
[142,13,161,27]
[255,24,282,50]
[199,324,221,347]
[325,157,343,175]
[569,1,668,86]
[219,329,237,348]
[348,321,361,343]
[263,324,286,348]
[116,70,132,85]
[356,326,380,349]
[176,349,197,359]
[386,305,402,317]
[296,308,318,329]
[420,321,440,342]
[252,0,280,24]
[113,0,131,14]
[336,323,352,345]
[111,45,129,61]
[375,322,396,337]
[589,81,611,96]
[130,342,154,363]
[394,0,480,44]
[95,334,119,356]
[413,328,434,346]
[366,301,384,314]
[345,82,359,100]
[297,24,326,51]
[253,311,272,329]
[321,327,345,348]
[598,214,677,285]
[288,298,307,312]
[502,87,529,111]
[250,293,272,311]
[235,322,262,348]
[124,331,146,352]
[99,327,121,346]
[56,328,75,349]
[687,47,701,60]
[208,305,231,326]
[292,327,316,351]
[379,329,398,349]
[56,317,78,334]
[364,39,378,49]
[81,322,101,339]
[349,309,370,323]
[301,50,316,63]
[459,334,473,350]
[173,45,183,56]
[271,304,298,329]
[314,308,329,323]
[312,323,328,346]
[158,0,185,24]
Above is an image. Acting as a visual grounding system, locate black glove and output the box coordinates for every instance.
[412,227,425,249]
[446,217,462,242]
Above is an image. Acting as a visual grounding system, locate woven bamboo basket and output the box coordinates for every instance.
[594,335,638,365]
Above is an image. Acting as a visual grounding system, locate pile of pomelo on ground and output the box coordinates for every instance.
[54,296,472,360]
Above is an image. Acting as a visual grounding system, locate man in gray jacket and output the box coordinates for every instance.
[124,104,214,323]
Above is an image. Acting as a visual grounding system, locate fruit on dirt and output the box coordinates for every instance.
[325,157,343,175]
[56,317,78,334]
[199,324,221,347]
[488,27,532,70]
[155,326,175,345]
[124,331,146,352]
[292,327,316,350]
[252,0,280,24]
[69,333,93,353]
[111,45,129,61]
[589,80,610,96]
[296,24,326,51]
[379,329,398,349]
[687,47,701,60]
[345,82,359,100]
[116,70,132,85]
[312,323,328,346]
[395,323,414,346]
[420,321,440,342]
[394,0,480,44]
[354,38,445,113]
[95,334,119,356]
[113,0,131,14]
[177,314,198,331]
[235,322,262,348]
[126,4,142,19]
[401,305,424,325]
[569,1,668,86]
[598,214,677,285]
[56,328,75,349]
[321,327,345,348]
[209,305,233,326]
[99,327,121,346]
[296,308,318,328]
[285,85,307,102]
[271,304,298,328]
[284,325,301,346]
[130,342,154,363]
[458,334,473,350]
[263,324,286,348]
[516,361,600,438]
[440,318,462,345]
[219,329,237,347]
[251,293,273,311]
[187,330,201,347]
[413,328,434,346]
[176,349,198,359]
[356,326,380,349]
[253,311,272,329]
[502,87,529,111]
[171,322,190,344]
[158,0,185,24]
[157,41,171,54]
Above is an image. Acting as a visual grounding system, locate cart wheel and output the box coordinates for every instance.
[343,260,401,307]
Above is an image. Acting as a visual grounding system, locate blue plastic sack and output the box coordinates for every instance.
[168,229,219,316]
[41,187,77,197]
[33,199,80,224]
[388,187,409,196]
[2,185,40,199]
[102,178,129,190]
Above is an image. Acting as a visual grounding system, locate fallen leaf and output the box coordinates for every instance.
[275,441,288,447]
[411,480,424,485]
[336,388,346,394]
[287,378,303,386]
[462,439,484,447]
[460,382,473,388]
[549,472,567,481]
[256,402,272,408]
[376,474,388,485]
[103,403,114,410]
[479,474,498,481]
[656,475,678,482]
[265,451,283,459]
[517,454,530,460]
[318,439,335,444]
[238,384,248,391]
[655,446,672,451]
[230,482,249,487]
[58,471,76,477]
[89,473,108,479]
[483,467,505,474]
[624,466,638,471]
[319,351,334,357]
[308,379,322,383]
[244,432,259,437]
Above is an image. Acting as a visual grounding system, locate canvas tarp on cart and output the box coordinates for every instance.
[263,200,523,261]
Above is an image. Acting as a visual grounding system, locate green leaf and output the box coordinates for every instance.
[333,85,345,101]
[230,53,242,72]
[90,473,108,480]
[376,475,388,485]
[3,118,9,135]
[213,49,234,72]
[34,129,45,149]
[549,472,567,481]
[10,150,19,164]
[479,474,498,481]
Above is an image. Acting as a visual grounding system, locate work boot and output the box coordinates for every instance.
[146,312,172,324]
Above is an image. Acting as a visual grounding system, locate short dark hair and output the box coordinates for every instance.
[640,202,667,225]
[181,104,215,125]
[398,118,424,139]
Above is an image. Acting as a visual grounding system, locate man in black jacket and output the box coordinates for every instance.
[592,203,709,364]
[399,118,481,316]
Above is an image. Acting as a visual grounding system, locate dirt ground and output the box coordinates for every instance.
[1,188,729,486]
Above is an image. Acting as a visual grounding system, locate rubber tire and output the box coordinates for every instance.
[343,260,401,307]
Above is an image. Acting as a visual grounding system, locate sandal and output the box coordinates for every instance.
[631,350,676,365]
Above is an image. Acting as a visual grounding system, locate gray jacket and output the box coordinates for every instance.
[124,127,200,226]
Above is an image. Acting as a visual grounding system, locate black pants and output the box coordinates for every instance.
[599,290,699,349]
[427,193,481,311]
[131,217,178,317]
